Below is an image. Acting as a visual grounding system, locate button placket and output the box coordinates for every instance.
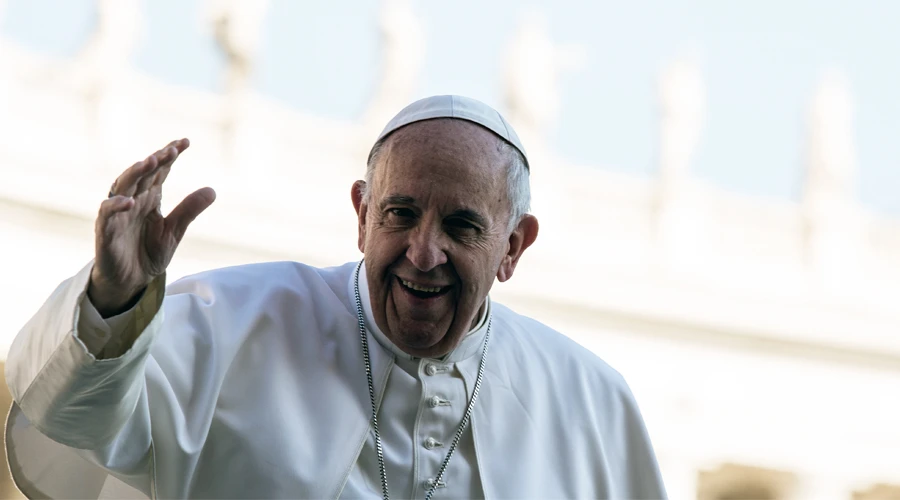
[414,359,465,496]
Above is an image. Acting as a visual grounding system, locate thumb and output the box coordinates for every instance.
[166,187,216,242]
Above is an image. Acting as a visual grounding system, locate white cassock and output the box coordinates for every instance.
[5,259,667,499]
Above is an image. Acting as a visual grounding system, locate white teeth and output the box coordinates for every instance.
[400,279,443,293]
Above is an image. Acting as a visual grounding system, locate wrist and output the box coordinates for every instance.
[87,273,147,318]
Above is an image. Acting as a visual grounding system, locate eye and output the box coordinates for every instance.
[388,208,415,218]
[445,218,478,232]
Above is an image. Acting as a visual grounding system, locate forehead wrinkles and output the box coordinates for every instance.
[372,120,510,219]
[394,120,500,162]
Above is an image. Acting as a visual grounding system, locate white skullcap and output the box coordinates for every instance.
[370,95,530,170]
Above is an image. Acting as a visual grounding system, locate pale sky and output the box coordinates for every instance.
[3,0,899,215]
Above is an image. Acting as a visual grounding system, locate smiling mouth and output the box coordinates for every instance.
[397,277,451,299]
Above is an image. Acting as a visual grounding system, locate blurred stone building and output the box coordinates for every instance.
[0,2,898,499]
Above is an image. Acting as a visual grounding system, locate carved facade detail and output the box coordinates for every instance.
[697,464,797,500]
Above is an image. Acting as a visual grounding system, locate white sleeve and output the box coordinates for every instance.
[76,290,144,358]
[5,259,166,447]
[5,260,243,500]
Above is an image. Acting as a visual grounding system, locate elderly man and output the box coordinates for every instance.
[6,95,667,499]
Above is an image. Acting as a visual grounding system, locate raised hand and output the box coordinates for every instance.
[87,138,216,317]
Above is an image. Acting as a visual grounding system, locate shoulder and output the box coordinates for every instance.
[168,260,354,292]
[165,260,359,312]
[490,301,633,399]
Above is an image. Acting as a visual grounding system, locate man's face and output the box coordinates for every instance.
[352,119,535,358]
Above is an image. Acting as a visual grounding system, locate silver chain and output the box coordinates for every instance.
[353,261,492,500]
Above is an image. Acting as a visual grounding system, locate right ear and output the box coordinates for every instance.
[351,180,368,253]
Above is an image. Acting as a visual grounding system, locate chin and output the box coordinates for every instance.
[397,326,442,348]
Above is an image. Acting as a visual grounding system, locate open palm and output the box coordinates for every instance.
[88,138,216,317]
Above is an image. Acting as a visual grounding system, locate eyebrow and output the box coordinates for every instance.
[379,195,416,211]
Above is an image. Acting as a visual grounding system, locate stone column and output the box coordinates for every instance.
[502,8,585,252]
[206,0,270,173]
[503,7,585,152]
[361,0,424,142]
[653,54,707,272]
[801,70,864,292]
[77,0,145,174]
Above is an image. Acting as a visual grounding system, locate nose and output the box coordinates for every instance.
[406,225,448,272]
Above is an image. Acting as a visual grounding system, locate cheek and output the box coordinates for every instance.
[366,229,408,262]
[452,259,489,298]
[472,245,505,290]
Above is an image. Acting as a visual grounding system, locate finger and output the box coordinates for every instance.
[165,187,216,242]
[155,138,189,164]
[142,185,165,221]
[135,146,177,195]
[96,195,135,233]
[153,138,189,168]
[172,137,190,154]
[136,139,190,195]
[151,164,173,189]
[153,138,189,158]
[113,156,157,198]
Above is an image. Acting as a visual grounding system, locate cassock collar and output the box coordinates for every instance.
[353,260,490,363]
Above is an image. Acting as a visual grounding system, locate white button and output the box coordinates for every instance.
[425,364,439,376]
[428,395,445,408]
[424,478,446,489]
[424,437,442,449]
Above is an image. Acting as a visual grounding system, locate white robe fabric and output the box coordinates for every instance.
[343,263,488,498]
[5,259,668,499]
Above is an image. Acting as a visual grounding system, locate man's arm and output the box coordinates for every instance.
[7,137,211,449]
[6,260,166,450]
[5,138,216,499]
[78,275,163,361]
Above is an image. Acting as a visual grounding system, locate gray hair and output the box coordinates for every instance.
[363,138,531,233]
